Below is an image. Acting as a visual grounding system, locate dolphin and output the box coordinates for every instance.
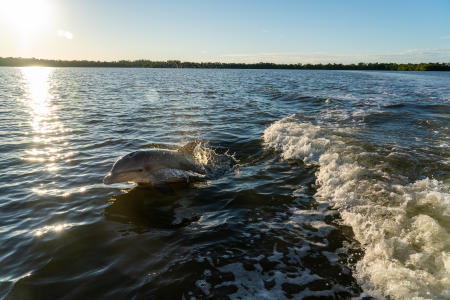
[103,147,206,185]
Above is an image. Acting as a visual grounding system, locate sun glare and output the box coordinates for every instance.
[0,0,52,37]
[21,67,71,177]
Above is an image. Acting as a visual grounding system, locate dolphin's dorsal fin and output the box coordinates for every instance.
[178,141,199,154]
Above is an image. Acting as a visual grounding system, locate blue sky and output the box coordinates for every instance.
[0,0,449,63]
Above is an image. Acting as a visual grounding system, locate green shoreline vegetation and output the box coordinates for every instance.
[0,57,449,71]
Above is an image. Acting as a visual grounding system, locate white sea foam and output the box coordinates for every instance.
[216,262,327,299]
[263,115,450,300]
[192,141,238,178]
[195,279,211,296]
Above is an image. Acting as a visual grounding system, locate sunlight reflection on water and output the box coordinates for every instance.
[34,223,68,236]
[33,222,84,237]
[21,67,66,172]
[21,67,67,186]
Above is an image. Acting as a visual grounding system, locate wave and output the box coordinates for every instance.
[263,114,450,300]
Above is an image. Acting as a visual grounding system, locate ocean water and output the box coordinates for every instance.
[0,67,448,300]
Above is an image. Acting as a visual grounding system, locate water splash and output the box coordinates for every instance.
[192,141,239,179]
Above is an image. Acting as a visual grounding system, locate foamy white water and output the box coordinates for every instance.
[264,115,450,299]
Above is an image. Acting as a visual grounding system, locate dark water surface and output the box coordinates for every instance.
[0,68,449,299]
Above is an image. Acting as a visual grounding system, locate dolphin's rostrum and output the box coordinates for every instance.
[103,148,206,185]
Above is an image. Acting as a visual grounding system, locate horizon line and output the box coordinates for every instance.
[1,56,449,65]
[1,57,449,71]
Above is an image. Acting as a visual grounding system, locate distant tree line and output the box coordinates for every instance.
[0,57,449,71]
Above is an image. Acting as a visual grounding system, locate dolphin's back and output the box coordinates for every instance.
[138,149,203,173]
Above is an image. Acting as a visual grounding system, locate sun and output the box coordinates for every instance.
[0,0,52,37]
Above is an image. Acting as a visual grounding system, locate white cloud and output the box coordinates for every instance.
[440,35,450,39]
[57,29,73,40]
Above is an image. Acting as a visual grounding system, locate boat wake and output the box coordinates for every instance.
[264,114,450,300]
